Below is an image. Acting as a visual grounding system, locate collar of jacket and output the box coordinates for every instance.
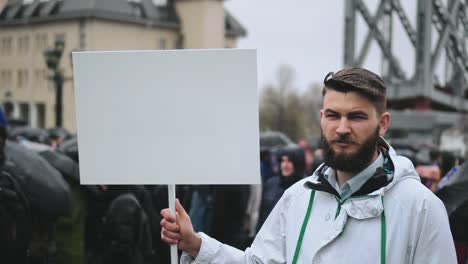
[304,138,395,200]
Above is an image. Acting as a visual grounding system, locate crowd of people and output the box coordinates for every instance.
[1,68,467,264]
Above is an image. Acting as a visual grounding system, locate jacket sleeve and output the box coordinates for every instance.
[180,192,289,264]
[412,194,457,264]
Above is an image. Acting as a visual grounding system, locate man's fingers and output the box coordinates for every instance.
[161,233,179,245]
[160,218,180,232]
[161,228,182,241]
[176,199,188,217]
[161,208,176,222]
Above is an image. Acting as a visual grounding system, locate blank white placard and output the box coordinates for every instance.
[72,49,260,185]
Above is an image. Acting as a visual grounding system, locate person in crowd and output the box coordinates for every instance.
[260,148,274,182]
[244,182,262,245]
[162,68,456,263]
[416,149,442,192]
[256,146,305,231]
[188,184,250,250]
[298,140,313,174]
[309,147,324,173]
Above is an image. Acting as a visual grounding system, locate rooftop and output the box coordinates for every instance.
[0,0,246,37]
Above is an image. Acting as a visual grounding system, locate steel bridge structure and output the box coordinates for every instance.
[343,0,467,112]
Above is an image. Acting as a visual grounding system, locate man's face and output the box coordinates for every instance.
[280,155,295,177]
[320,90,389,173]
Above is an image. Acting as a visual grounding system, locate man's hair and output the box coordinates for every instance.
[322,68,387,115]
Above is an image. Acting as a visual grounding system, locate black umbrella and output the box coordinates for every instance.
[47,127,72,140]
[436,161,468,243]
[39,150,80,183]
[58,137,79,163]
[4,140,72,217]
[8,126,50,143]
[56,136,105,195]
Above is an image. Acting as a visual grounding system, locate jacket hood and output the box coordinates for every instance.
[277,146,306,180]
[373,137,421,194]
[306,137,420,198]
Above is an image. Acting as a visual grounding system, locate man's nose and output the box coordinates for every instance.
[336,118,351,135]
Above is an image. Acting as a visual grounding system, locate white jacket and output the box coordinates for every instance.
[182,142,457,264]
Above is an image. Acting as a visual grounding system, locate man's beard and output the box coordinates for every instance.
[322,127,380,174]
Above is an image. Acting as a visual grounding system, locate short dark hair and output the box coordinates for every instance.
[322,68,387,115]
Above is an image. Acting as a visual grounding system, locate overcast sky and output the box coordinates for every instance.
[225,0,421,92]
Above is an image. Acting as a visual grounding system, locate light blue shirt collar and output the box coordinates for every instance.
[324,152,384,200]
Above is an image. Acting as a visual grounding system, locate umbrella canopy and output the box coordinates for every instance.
[8,126,50,143]
[58,137,79,163]
[436,161,468,243]
[4,140,72,217]
[39,150,80,183]
[18,139,52,152]
[47,127,72,140]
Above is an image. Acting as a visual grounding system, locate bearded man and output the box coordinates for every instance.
[160,68,457,264]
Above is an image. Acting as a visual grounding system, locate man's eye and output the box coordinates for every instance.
[326,114,339,119]
[349,115,366,120]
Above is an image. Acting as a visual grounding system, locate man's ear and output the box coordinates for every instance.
[378,112,391,136]
[320,109,324,120]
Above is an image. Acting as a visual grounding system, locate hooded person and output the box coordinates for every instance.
[257,146,305,232]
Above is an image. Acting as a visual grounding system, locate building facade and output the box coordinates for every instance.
[0,0,246,131]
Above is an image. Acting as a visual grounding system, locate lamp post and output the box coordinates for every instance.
[43,39,65,127]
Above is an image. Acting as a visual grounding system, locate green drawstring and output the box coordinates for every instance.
[381,196,386,264]
[292,193,387,264]
[292,190,315,264]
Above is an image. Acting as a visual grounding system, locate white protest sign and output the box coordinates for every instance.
[72,49,260,185]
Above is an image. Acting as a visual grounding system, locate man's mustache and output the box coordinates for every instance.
[331,136,357,145]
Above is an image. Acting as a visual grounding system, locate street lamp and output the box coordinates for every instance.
[43,39,65,127]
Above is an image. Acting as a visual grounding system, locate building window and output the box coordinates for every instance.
[0,70,4,87]
[0,70,12,91]
[1,37,12,54]
[159,38,166,50]
[18,36,30,54]
[5,70,12,89]
[19,103,30,124]
[24,70,29,88]
[34,69,46,88]
[18,36,22,53]
[35,34,48,50]
[36,103,46,128]
[17,69,28,89]
[24,36,29,52]
[17,70,23,88]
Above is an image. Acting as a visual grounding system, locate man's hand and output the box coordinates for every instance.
[161,199,202,258]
